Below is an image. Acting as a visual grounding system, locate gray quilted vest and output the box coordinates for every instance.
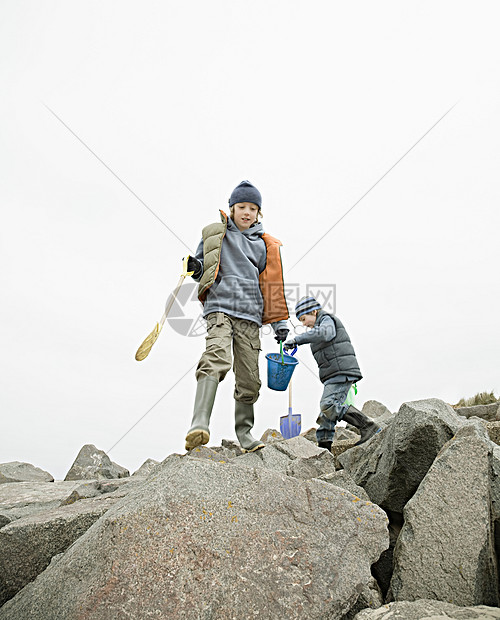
[310,311,362,383]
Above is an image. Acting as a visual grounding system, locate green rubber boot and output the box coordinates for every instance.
[343,406,381,446]
[235,401,265,453]
[185,376,218,450]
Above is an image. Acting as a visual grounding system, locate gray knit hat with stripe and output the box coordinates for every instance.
[295,296,322,319]
[228,180,262,208]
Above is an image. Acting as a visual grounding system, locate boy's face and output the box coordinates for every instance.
[232,202,259,231]
[299,311,317,328]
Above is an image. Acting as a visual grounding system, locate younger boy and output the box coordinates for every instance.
[284,296,380,450]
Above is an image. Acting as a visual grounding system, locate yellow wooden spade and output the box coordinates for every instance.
[135,256,194,361]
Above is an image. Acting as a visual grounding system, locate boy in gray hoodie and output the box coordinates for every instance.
[185,181,289,452]
[284,296,380,450]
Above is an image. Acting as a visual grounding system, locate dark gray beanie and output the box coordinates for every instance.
[228,180,262,208]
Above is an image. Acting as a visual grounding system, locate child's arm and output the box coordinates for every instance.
[284,315,336,348]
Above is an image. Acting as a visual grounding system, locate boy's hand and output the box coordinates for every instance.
[186,256,202,276]
[283,339,296,351]
[274,328,289,343]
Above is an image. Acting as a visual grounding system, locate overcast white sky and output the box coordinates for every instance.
[1,1,499,480]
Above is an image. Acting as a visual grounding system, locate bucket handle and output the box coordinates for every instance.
[279,344,297,364]
[279,341,284,364]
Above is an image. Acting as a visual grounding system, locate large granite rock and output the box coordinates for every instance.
[64,444,129,480]
[487,444,500,588]
[492,445,500,520]
[0,478,144,605]
[260,428,284,443]
[187,445,236,463]
[316,470,371,502]
[206,435,339,484]
[390,423,498,606]
[0,481,83,524]
[485,421,500,445]
[271,435,324,459]
[455,402,500,422]
[331,438,358,467]
[354,599,500,619]
[286,451,337,480]
[344,577,383,619]
[0,462,54,485]
[131,459,159,477]
[0,496,118,606]
[300,427,317,443]
[5,396,500,617]
[371,511,403,599]
[335,427,360,442]
[233,442,293,473]
[60,478,142,506]
[338,399,464,513]
[0,454,389,620]
[362,401,394,425]
[60,481,115,505]
[233,434,327,475]
[221,439,244,455]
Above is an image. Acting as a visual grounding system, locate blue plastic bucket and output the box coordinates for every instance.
[265,352,299,391]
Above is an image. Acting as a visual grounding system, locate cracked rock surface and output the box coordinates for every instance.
[0,454,389,620]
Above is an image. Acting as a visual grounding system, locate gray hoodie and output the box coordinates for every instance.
[193,217,287,332]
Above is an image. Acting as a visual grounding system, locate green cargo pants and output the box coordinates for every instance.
[196,312,261,404]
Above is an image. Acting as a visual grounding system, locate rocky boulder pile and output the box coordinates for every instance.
[0,398,499,619]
